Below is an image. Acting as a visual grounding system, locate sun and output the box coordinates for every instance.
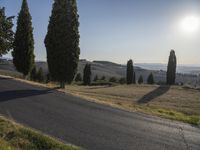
[180,16,200,33]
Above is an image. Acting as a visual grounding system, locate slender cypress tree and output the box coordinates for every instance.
[93,75,99,82]
[12,0,35,77]
[101,76,106,81]
[133,71,136,84]
[45,0,80,88]
[83,64,91,85]
[166,50,177,85]
[126,59,135,84]
[0,7,14,56]
[37,67,45,83]
[147,73,155,84]
[75,73,82,82]
[30,66,37,81]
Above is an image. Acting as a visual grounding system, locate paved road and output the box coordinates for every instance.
[0,77,199,150]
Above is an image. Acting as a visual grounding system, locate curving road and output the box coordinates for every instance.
[0,77,199,150]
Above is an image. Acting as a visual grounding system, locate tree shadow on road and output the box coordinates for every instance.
[0,89,54,102]
[138,85,170,104]
[0,77,12,80]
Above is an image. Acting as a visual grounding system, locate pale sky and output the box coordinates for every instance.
[1,0,200,65]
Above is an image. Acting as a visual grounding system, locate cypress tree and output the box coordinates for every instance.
[30,66,37,81]
[101,76,106,81]
[45,0,80,88]
[75,73,82,82]
[0,7,14,56]
[147,73,155,84]
[126,59,135,84]
[138,75,143,84]
[133,71,136,84]
[12,0,35,77]
[93,75,99,82]
[37,67,45,82]
[166,50,177,85]
[83,64,91,85]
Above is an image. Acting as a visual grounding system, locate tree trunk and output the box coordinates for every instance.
[60,81,65,89]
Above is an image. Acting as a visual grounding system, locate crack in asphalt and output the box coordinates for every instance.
[178,126,190,150]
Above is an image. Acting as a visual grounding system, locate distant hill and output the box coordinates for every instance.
[136,63,200,75]
[0,58,200,86]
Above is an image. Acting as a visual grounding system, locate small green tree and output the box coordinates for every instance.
[37,67,45,83]
[0,7,14,56]
[167,50,177,85]
[147,73,154,84]
[119,77,126,84]
[46,73,51,83]
[138,75,143,84]
[75,73,82,82]
[93,75,99,82]
[12,0,35,77]
[30,66,37,81]
[109,77,117,83]
[83,64,91,85]
[101,76,106,81]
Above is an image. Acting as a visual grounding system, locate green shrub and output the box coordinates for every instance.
[109,77,117,83]
[119,78,126,84]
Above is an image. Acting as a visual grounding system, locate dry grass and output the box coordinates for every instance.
[64,85,200,125]
[65,85,200,115]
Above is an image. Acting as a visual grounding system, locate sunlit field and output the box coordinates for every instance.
[65,84,200,125]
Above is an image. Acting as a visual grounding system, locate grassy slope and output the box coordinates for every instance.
[65,85,200,125]
[0,117,80,150]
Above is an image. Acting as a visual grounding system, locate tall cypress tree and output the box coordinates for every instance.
[45,0,80,88]
[0,7,14,56]
[126,59,135,84]
[83,64,91,85]
[93,75,99,82]
[133,71,136,84]
[166,50,177,85]
[12,0,35,77]
[75,73,82,82]
[138,75,143,84]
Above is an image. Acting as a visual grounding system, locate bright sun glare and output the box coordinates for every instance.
[180,16,200,33]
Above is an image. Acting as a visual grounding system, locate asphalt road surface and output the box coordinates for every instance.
[0,77,199,150]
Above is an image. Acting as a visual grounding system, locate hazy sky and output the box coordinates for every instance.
[1,0,200,64]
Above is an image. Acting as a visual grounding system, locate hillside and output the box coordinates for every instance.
[0,58,199,86]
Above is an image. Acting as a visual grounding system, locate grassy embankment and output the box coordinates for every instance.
[0,72,200,126]
[65,85,200,126]
[0,117,81,150]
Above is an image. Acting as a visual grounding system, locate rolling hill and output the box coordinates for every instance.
[0,58,199,86]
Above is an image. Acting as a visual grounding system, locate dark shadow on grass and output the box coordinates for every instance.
[0,88,55,102]
[138,85,170,104]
